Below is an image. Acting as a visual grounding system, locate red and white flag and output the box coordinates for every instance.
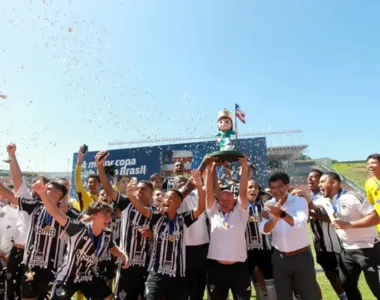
[235,103,246,124]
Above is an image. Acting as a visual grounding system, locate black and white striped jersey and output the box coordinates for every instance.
[19,197,81,270]
[225,183,239,200]
[56,219,115,283]
[116,193,151,268]
[245,200,271,251]
[310,191,342,253]
[99,210,120,262]
[148,209,197,277]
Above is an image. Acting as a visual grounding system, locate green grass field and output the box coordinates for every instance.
[332,162,369,188]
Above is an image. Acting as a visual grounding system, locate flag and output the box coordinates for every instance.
[235,103,246,124]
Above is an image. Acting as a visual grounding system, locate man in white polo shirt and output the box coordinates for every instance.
[259,172,320,300]
[206,156,250,300]
[315,172,380,300]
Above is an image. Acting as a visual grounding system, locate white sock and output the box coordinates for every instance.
[338,293,348,300]
[264,279,277,300]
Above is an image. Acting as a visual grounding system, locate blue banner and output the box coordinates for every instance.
[71,137,269,195]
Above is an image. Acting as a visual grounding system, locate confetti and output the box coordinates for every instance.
[68,27,73,32]
[0,94,8,99]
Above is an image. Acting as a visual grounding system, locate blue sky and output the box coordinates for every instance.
[0,0,378,172]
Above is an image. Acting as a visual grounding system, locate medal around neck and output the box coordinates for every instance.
[207,108,244,162]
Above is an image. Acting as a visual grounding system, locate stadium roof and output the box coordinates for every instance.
[267,145,308,162]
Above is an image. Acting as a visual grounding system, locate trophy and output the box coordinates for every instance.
[207,108,245,162]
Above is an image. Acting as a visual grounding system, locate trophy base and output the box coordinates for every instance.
[208,150,245,162]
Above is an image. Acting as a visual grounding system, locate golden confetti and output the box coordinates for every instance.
[68,27,73,32]
[0,94,7,99]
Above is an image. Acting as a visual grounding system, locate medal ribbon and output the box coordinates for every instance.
[88,224,102,256]
[166,215,177,235]
[248,202,257,215]
[311,189,320,201]
[331,189,343,215]
[221,211,232,224]
[44,211,53,226]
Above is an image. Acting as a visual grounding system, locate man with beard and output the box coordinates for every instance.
[162,161,190,191]
[314,172,380,299]
[292,169,346,300]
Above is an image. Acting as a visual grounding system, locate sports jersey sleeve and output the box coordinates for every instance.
[13,179,32,199]
[355,195,375,216]
[115,192,130,211]
[150,208,163,227]
[18,197,40,215]
[107,233,116,250]
[66,207,82,220]
[206,200,217,217]
[365,180,374,204]
[63,219,86,237]
[182,210,198,228]
[75,164,91,211]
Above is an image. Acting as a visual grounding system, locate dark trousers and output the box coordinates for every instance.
[144,271,187,300]
[115,265,148,300]
[247,249,274,279]
[6,246,24,300]
[272,247,319,300]
[338,242,380,300]
[207,259,251,300]
[183,244,208,300]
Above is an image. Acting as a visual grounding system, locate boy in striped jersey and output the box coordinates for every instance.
[246,180,276,300]
[96,152,154,300]
[97,189,119,288]
[31,179,129,300]
[0,179,81,300]
[128,169,205,300]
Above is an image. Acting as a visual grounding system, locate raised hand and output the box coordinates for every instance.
[190,170,202,187]
[6,144,16,157]
[127,178,138,198]
[95,151,109,167]
[238,155,247,166]
[267,199,287,217]
[77,146,86,165]
[32,177,46,196]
